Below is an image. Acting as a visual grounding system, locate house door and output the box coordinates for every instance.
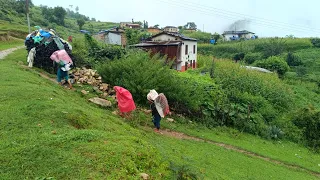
[185,62,188,71]
[193,60,196,68]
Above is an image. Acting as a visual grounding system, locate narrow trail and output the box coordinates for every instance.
[143,127,320,178]
[0,46,24,60]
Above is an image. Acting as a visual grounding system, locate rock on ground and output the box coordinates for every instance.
[89,97,112,107]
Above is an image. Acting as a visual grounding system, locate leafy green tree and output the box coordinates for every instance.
[77,19,85,30]
[40,5,54,22]
[212,32,221,44]
[75,6,79,13]
[254,56,290,76]
[184,22,197,29]
[53,6,67,26]
[154,24,159,28]
[14,0,34,14]
[255,38,287,58]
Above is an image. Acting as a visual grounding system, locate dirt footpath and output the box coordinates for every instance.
[0,46,24,60]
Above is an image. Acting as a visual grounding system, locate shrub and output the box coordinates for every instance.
[244,52,263,64]
[233,52,245,61]
[169,162,200,180]
[311,38,320,48]
[296,66,308,77]
[255,38,287,58]
[82,34,126,66]
[293,106,320,151]
[254,56,290,76]
[98,50,224,116]
[267,125,284,140]
[286,52,302,66]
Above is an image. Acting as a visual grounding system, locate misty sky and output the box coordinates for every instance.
[32,0,320,37]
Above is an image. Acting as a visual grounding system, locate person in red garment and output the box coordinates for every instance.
[113,86,136,118]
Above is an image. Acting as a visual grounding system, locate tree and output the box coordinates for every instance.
[77,19,85,30]
[143,20,148,29]
[184,22,197,29]
[53,6,67,26]
[154,24,159,28]
[212,32,221,44]
[14,0,34,14]
[75,6,79,13]
[41,5,54,22]
[91,18,96,22]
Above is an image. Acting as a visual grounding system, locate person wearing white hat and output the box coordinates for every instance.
[147,90,161,132]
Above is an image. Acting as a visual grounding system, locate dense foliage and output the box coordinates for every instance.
[293,106,320,151]
[254,56,290,76]
[98,51,223,117]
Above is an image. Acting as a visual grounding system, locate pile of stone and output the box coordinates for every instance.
[71,68,115,98]
[72,68,102,86]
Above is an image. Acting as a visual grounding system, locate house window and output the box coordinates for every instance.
[193,45,196,54]
[185,45,188,55]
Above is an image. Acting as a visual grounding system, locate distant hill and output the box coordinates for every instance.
[0,0,118,39]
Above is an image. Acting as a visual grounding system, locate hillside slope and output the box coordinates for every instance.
[0,48,319,179]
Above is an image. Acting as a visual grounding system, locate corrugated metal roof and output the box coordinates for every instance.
[133,41,182,47]
[149,32,197,41]
[222,30,255,35]
[164,26,177,28]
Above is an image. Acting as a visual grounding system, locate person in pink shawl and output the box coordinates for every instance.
[113,86,136,118]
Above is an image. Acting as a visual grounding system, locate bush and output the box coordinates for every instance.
[244,52,263,64]
[293,106,320,151]
[254,56,290,76]
[233,52,245,61]
[286,52,302,66]
[311,38,320,48]
[197,44,239,56]
[255,38,287,58]
[98,50,224,116]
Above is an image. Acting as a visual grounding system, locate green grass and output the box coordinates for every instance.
[0,48,319,179]
[0,38,24,50]
[161,119,320,174]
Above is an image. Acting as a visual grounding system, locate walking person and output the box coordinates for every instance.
[147,90,170,133]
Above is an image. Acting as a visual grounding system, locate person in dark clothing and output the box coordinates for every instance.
[150,101,161,132]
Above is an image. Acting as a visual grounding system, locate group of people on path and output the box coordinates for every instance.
[56,62,169,132]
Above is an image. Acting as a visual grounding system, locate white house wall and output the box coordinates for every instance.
[224,34,238,41]
[105,33,121,45]
[152,34,179,41]
[180,41,197,71]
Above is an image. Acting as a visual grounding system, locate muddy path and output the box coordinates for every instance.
[0,46,24,60]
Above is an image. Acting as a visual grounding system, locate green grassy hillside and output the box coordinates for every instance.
[1,47,319,179]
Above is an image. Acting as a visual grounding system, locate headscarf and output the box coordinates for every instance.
[147,89,158,101]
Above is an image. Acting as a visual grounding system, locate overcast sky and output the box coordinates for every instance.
[32,0,320,37]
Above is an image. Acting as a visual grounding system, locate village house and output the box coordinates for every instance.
[184,28,197,32]
[133,31,197,72]
[163,26,179,33]
[222,30,255,41]
[147,27,162,35]
[120,22,141,29]
[94,27,126,47]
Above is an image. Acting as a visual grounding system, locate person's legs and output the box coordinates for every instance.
[62,71,72,89]
[153,115,161,131]
[57,68,62,84]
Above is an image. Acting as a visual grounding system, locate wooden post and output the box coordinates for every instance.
[26,0,31,33]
